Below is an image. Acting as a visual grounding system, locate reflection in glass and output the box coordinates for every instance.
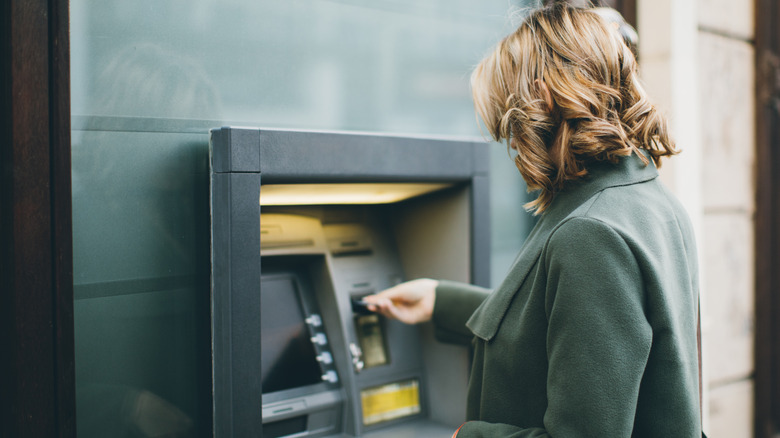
[77,384,193,437]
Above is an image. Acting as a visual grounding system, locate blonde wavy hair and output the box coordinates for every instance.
[472,3,676,214]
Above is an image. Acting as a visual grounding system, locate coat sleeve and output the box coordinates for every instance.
[432,280,491,345]
[456,217,653,437]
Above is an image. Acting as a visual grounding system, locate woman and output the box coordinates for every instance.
[365,3,701,437]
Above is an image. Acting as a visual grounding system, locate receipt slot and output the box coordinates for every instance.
[210,127,490,437]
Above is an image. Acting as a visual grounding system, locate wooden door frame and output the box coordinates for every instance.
[754,0,780,436]
[543,0,636,28]
[0,0,75,437]
[602,0,636,28]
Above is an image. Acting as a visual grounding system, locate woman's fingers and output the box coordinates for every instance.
[362,279,437,324]
[363,296,408,322]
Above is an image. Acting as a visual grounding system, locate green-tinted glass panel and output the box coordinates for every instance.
[71,1,534,436]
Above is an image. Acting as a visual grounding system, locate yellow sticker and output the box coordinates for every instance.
[361,380,421,426]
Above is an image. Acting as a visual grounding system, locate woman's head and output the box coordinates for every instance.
[472,3,675,214]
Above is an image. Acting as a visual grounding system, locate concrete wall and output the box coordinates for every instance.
[638,0,756,436]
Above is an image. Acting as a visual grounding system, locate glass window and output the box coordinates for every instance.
[71,1,534,436]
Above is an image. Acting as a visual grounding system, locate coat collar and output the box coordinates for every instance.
[466,152,659,341]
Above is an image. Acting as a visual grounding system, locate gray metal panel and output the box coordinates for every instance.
[212,127,487,182]
[362,418,454,438]
[258,129,478,181]
[470,174,491,288]
[471,141,490,175]
[211,127,262,173]
[210,172,233,438]
[229,172,263,437]
[211,170,262,437]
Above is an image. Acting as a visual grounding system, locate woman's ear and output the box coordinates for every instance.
[534,79,554,112]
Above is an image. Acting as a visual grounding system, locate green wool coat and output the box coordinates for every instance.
[433,152,701,437]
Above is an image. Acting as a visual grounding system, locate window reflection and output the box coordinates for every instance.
[77,384,193,438]
[71,1,533,436]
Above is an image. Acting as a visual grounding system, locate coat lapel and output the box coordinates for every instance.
[466,152,660,341]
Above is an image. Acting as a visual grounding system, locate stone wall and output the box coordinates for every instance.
[638,0,756,436]
[698,0,756,435]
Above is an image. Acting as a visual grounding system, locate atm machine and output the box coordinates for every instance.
[210,127,490,437]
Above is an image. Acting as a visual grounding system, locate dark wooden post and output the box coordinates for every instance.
[541,0,637,32]
[754,0,780,436]
[0,0,75,437]
[602,0,636,29]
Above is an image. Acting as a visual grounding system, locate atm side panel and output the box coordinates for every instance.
[211,171,262,437]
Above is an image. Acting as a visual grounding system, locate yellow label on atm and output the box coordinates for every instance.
[361,379,421,426]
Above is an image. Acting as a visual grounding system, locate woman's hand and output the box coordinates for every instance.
[362,278,438,325]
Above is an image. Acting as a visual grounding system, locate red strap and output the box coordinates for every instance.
[452,422,466,438]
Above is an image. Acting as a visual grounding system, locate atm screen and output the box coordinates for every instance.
[261,274,322,394]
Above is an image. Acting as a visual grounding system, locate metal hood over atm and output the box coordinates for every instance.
[209,127,490,437]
